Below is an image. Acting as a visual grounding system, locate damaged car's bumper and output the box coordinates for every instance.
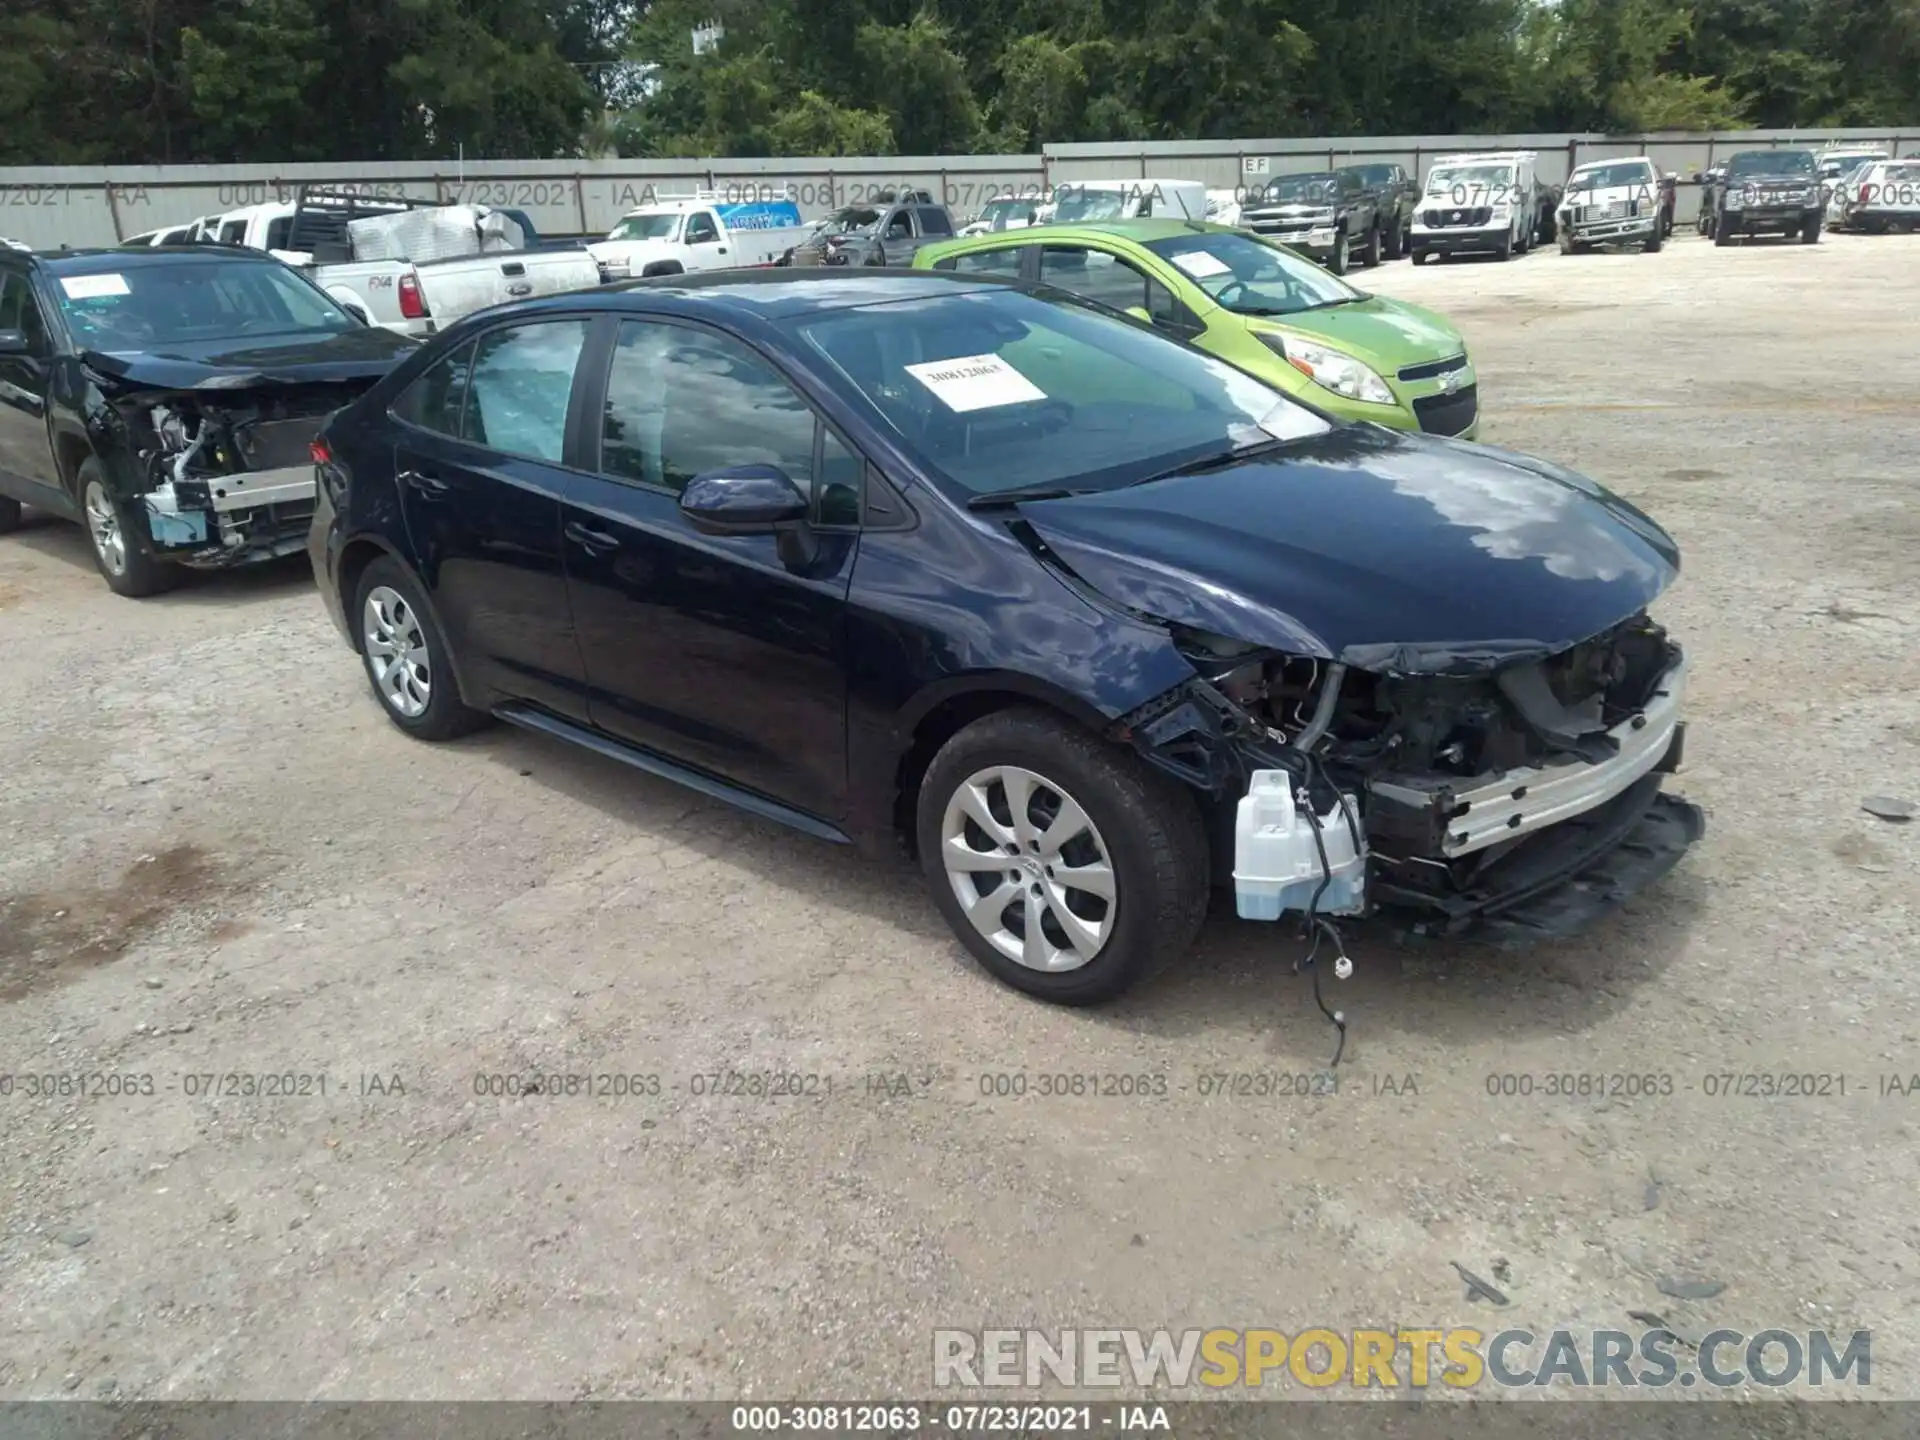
[1172,644,1703,945]
[128,407,320,568]
[1370,650,1687,859]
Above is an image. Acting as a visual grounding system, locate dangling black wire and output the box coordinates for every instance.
[1291,757,1352,1070]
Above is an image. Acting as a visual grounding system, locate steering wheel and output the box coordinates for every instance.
[1212,278,1252,309]
[97,309,156,342]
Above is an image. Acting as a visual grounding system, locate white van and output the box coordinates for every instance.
[1047,178,1207,224]
[1411,151,1538,264]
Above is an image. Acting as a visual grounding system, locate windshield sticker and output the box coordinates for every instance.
[1169,249,1232,279]
[905,354,1047,412]
[60,273,131,300]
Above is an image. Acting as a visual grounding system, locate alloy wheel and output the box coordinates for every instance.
[363,585,432,719]
[83,480,127,576]
[940,765,1116,973]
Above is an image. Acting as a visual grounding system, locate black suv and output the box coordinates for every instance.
[1238,170,1384,273]
[1712,149,1823,245]
[0,244,414,595]
[1335,163,1419,259]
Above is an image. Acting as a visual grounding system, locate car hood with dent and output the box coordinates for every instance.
[80,326,420,395]
[1015,425,1679,676]
[1246,294,1463,373]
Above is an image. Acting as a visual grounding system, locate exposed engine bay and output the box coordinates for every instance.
[116,390,340,568]
[1115,612,1702,942]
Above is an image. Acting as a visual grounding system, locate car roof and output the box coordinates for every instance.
[962,218,1224,244]
[521,267,1013,321]
[15,245,285,273]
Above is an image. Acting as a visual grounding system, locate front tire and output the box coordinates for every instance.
[1495,231,1515,261]
[1326,232,1350,274]
[1714,219,1736,247]
[1411,246,1431,266]
[915,708,1209,1006]
[1362,224,1382,267]
[1801,215,1821,244]
[1644,225,1663,253]
[353,556,489,741]
[79,460,178,598]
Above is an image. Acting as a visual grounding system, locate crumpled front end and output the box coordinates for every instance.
[91,388,341,570]
[1110,612,1702,943]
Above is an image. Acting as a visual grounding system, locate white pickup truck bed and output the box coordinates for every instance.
[215,196,600,336]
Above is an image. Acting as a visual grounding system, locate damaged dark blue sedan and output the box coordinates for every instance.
[308,270,1702,1004]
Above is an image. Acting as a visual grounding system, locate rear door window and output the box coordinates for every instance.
[392,341,479,437]
[937,247,1027,278]
[461,319,592,462]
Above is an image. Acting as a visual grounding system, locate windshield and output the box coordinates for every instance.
[1253,174,1338,206]
[1426,164,1515,200]
[788,288,1329,499]
[608,212,681,241]
[1144,230,1361,316]
[1727,150,1815,178]
[51,259,358,350]
[820,207,881,234]
[1567,162,1655,191]
[1051,188,1133,223]
[978,198,1035,227]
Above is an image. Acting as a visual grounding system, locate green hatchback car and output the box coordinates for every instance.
[914,219,1478,438]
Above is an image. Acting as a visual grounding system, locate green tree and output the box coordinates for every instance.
[180,0,328,161]
[856,11,982,153]
[770,91,896,155]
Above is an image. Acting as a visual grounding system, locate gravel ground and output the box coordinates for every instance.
[0,231,1916,1407]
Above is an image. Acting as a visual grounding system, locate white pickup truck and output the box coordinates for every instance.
[588,194,813,280]
[197,189,601,336]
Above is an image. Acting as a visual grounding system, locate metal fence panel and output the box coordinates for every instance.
[3,131,1914,248]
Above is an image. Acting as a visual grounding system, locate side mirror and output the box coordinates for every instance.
[1124,305,1152,324]
[680,465,810,534]
[0,327,28,356]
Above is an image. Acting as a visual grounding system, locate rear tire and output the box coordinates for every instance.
[915,707,1209,1006]
[1382,218,1403,260]
[79,460,179,598]
[0,494,21,534]
[352,556,490,741]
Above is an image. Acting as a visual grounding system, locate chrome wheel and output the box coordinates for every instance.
[362,585,431,719]
[940,765,1116,973]
[84,480,126,576]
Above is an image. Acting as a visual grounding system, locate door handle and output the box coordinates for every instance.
[501,261,527,277]
[398,469,451,498]
[717,246,727,255]
[564,519,620,552]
